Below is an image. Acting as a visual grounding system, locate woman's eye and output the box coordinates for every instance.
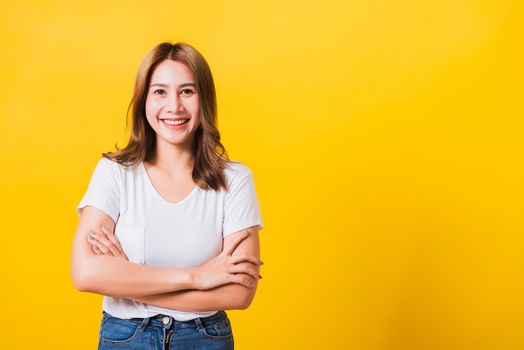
[153,89,166,95]
[180,88,194,96]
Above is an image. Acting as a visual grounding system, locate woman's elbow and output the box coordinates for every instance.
[235,287,258,310]
[71,270,89,292]
[71,260,96,292]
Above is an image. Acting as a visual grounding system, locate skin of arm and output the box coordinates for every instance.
[71,206,196,297]
[128,226,261,311]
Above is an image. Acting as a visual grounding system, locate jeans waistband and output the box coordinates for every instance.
[102,310,227,330]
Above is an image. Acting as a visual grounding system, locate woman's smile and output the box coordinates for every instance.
[160,117,191,129]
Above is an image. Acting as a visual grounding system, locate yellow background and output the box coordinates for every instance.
[1,0,523,349]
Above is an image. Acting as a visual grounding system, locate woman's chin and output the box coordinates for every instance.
[157,133,194,147]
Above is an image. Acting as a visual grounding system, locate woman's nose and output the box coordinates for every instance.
[165,93,183,113]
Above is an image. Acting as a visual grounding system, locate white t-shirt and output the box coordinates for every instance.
[76,157,263,321]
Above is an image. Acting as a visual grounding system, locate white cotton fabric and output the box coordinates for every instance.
[76,157,263,321]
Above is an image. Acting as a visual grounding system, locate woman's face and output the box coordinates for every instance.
[145,59,201,148]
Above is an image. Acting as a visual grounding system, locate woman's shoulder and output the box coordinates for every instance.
[95,156,142,178]
[223,160,256,190]
[224,160,253,178]
[95,156,123,172]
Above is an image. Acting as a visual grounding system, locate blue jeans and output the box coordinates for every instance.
[98,310,234,350]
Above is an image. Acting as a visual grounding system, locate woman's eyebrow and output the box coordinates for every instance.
[150,83,196,88]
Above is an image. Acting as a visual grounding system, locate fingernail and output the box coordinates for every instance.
[102,224,108,231]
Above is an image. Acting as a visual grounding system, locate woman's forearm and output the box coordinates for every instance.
[125,228,261,311]
[129,282,258,312]
[73,255,194,298]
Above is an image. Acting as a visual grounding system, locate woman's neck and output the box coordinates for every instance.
[149,138,194,176]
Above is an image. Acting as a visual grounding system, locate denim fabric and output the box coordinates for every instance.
[98,310,234,350]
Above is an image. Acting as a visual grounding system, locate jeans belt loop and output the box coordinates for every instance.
[139,316,151,331]
[194,317,204,331]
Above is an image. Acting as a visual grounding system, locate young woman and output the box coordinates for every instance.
[71,42,263,350]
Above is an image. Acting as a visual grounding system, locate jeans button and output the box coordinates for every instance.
[162,316,170,325]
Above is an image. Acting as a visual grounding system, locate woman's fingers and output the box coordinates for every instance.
[87,230,109,254]
[87,228,129,260]
[229,274,257,289]
[94,234,120,257]
[88,233,112,256]
[100,225,127,257]
[92,244,102,255]
[230,263,261,280]
[229,254,263,266]
[87,229,119,257]
[223,231,249,256]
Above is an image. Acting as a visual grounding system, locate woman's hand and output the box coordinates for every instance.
[87,225,129,261]
[193,231,263,290]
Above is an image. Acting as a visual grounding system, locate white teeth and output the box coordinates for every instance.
[163,119,188,126]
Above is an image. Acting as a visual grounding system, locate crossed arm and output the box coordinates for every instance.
[122,226,261,311]
[71,206,262,311]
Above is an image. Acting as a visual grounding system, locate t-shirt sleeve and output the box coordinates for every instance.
[76,158,121,223]
[222,167,264,238]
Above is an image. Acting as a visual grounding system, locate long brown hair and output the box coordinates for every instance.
[104,42,230,191]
